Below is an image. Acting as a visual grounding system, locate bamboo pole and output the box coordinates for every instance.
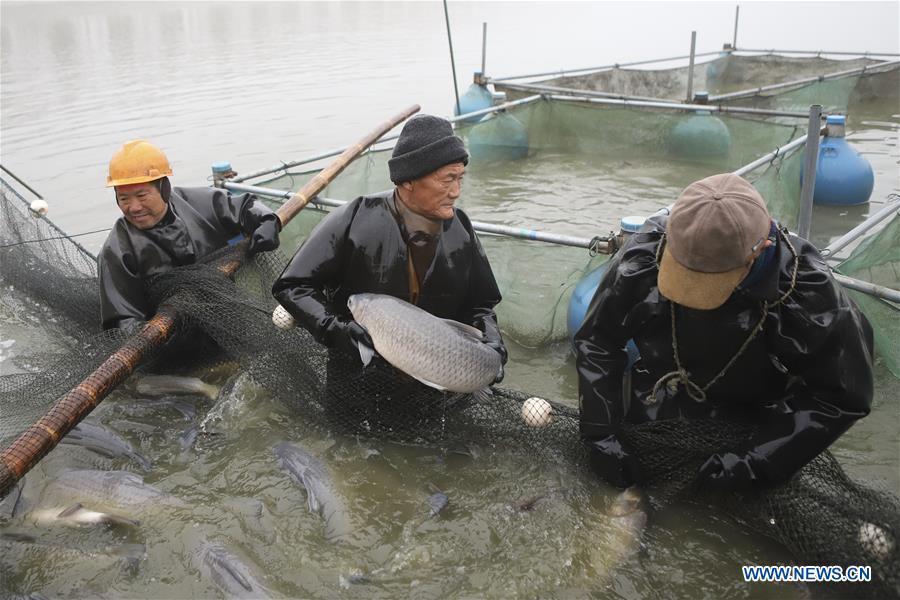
[0,105,421,498]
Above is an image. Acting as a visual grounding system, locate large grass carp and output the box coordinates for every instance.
[347,293,501,395]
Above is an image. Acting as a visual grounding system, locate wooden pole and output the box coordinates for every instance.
[0,104,421,498]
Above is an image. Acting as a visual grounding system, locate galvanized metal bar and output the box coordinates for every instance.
[0,164,44,200]
[733,133,813,176]
[708,60,900,102]
[833,272,900,304]
[822,197,900,259]
[733,5,740,50]
[735,48,900,57]
[233,95,543,184]
[489,50,722,82]
[499,82,668,103]
[224,181,606,251]
[686,31,697,102]
[547,93,809,119]
[443,0,461,116]
[797,105,823,239]
[481,22,488,75]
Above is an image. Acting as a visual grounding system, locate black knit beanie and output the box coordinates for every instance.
[388,114,469,184]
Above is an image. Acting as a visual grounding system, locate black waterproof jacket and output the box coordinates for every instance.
[575,215,873,487]
[272,190,505,351]
[99,186,277,330]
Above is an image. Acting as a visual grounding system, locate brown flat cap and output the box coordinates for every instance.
[658,173,771,310]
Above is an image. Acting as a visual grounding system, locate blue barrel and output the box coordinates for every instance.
[669,104,732,159]
[567,217,644,367]
[467,112,529,162]
[802,115,874,206]
[454,75,493,123]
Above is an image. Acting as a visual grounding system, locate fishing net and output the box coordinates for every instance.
[498,53,898,115]
[2,171,899,596]
[837,209,900,378]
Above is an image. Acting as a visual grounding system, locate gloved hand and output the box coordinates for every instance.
[248,218,281,255]
[335,319,376,365]
[587,434,642,489]
[696,451,762,491]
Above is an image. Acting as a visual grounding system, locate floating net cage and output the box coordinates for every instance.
[496,52,900,116]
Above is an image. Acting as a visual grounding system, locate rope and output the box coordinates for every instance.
[649,228,799,403]
[0,228,111,249]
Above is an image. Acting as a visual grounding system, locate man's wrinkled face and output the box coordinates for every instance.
[115,182,167,229]
[402,162,465,220]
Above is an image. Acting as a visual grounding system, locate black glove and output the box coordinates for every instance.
[696,451,762,491]
[586,434,642,489]
[248,218,280,255]
[335,320,376,365]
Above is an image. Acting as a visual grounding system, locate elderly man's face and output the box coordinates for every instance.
[115,182,167,229]
[401,162,465,220]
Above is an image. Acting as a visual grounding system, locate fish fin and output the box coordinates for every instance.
[357,341,375,367]
[473,387,493,403]
[412,376,449,392]
[102,513,142,528]
[57,503,85,518]
[441,319,484,340]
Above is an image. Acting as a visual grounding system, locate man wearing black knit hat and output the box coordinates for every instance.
[273,114,507,428]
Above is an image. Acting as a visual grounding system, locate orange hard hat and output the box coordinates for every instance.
[106,140,173,187]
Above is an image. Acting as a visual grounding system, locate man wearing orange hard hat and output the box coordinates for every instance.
[99,140,281,330]
[575,173,873,491]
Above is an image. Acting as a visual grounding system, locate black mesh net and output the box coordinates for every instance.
[2,177,898,598]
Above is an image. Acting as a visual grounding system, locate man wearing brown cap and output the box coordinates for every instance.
[575,173,873,490]
[273,114,506,428]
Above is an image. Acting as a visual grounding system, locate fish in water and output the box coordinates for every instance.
[347,293,501,395]
[426,484,449,517]
[1,531,145,573]
[590,486,648,579]
[61,421,151,470]
[29,502,140,529]
[194,541,271,599]
[0,479,28,520]
[273,442,352,540]
[50,470,186,509]
[135,374,220,400]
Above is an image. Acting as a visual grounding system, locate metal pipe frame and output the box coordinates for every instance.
[489,50,723,83]
[547,93,810,119]
[708,60,900,103]
[735,48,900,58]
[822,197,900,260]
[232,95,543,184]
[224,181,605,251]
[833,273,900,304]
[442,0,461,117]
[732,132,814,177]
[797,105,822,240]
[481,22,487,75]
[686,31,697,103]
[732,5,740,50]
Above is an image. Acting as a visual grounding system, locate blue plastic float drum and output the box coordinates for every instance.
[567,217,644,366]
[454,73,493,123]
[804,115,874,206]
[668,92,732,159]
